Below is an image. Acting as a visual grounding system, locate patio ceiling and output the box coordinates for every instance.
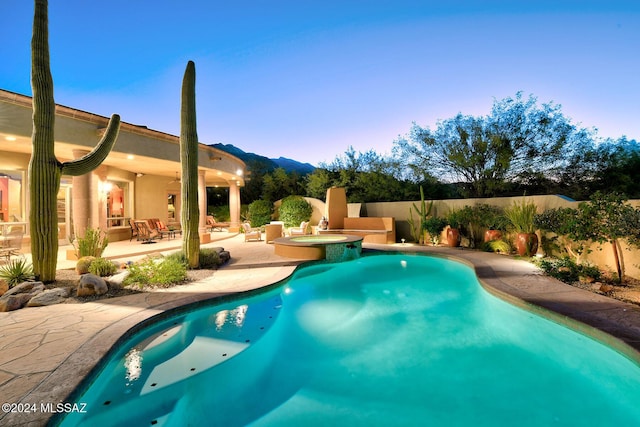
[0,130,244,187]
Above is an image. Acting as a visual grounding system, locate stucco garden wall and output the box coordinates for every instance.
[363,195,640,280]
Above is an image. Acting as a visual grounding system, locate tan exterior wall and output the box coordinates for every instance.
[135,175,181,224]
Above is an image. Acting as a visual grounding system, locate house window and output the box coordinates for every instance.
[0,171,24,223]
[106,181,130,227]
[167,193,179,224]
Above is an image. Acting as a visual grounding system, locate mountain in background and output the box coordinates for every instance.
[210,143,316,175]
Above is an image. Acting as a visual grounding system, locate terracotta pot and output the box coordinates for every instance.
[446,227,460,247]
[484,229,502,242]
[516,233,538,257]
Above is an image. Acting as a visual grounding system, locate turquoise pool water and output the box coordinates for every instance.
[60,254,640,426]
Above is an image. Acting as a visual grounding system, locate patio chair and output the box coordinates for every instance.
[0,227,24,262]
[129,219,139,241]
[206,215,230,232]
[134,220,159,244]
[289,221,310,236]
[242,222,262,242]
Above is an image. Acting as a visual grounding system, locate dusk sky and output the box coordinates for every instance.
[2,1,639,165]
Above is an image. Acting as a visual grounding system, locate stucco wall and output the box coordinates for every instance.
[363,195,640,280]
[135,175,181,223]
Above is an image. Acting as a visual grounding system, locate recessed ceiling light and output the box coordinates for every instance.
[127,154,134,160]
[5,136,17,141]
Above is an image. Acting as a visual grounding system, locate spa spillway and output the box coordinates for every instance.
[273,234,363,261]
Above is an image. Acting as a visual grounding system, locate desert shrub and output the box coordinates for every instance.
[535,257,601,284]
[166,248,222,269]
[278,196,312,227]
[199,248,221,269]
[0,257,35,288]
[247,200,273,227]
[481,239,511,254]
[423,216,447,245]
[123,257,187,288]
[88,257,118,277]
[164,251,188,266]
[71,227,108,258]
[76,256,96,275]
[208,205,230,222]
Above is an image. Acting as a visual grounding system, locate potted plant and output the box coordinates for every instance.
[478,204,507,242]
[504,198,538,256]
[446,209,463,247]
[423,216,448,245]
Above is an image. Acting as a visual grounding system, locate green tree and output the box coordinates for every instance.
[394,92,593,197]
[247,199,272,227]
[262,167,305,202]
[305,146,423,202]
[535,207,592,263]
[305,168,334,200]
[578,192,640,282]
[592,137,640,198]
[29,0,120,282]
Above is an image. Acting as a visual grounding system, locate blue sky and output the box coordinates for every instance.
[2,1,639,165]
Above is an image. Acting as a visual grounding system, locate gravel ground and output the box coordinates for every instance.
[51,267,216,303]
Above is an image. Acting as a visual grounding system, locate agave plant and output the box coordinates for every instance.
[0,257,36,288]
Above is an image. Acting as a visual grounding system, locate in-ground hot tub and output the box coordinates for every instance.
[273,234,363,261]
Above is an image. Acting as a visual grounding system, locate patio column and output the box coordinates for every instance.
[198,170,206,231]
[229,180,240,232]
[71,150,91,237]
[71,151,108,237]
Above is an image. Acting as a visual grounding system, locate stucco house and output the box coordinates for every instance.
[0,89,245,245]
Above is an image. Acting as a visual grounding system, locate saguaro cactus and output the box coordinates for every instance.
[180,61,200,268]
[29,0,120,282]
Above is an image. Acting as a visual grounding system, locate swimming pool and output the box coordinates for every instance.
[60,254,640,426]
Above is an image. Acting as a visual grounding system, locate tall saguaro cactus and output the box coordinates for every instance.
[180,61,200,268]
[29,0,120,282]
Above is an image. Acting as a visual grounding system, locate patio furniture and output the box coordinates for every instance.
[206,215,230,232]
[0,227,24,262]
[264,222,283,243]
[154,220,181,239]
[242,222,262,242]
[134,220,159,244]
[129,219,139,241]
[289,221,310,236]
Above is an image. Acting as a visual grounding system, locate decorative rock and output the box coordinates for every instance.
[107,270,130,288]
[27,287,70,306]
[219,251,231,264]
[77,274,108,297]
[0,279,8,296]
[0,281,45,312]
[600,284,614,293]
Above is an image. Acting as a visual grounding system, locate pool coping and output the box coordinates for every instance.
[3,241,640,426]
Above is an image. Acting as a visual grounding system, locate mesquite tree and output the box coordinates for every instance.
[180,61,200,268]
[30,0,120,282]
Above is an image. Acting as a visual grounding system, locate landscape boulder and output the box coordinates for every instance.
[106,270,130,288]
[77,274,108,297]
[0,281,45,312]
[27,287,70,307]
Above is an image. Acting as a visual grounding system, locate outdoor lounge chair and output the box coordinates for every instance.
[129,219,139,241]
[206,215,230,232]
[289,221,310,236]
[242,222,262,242]
[134,220,159,243]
